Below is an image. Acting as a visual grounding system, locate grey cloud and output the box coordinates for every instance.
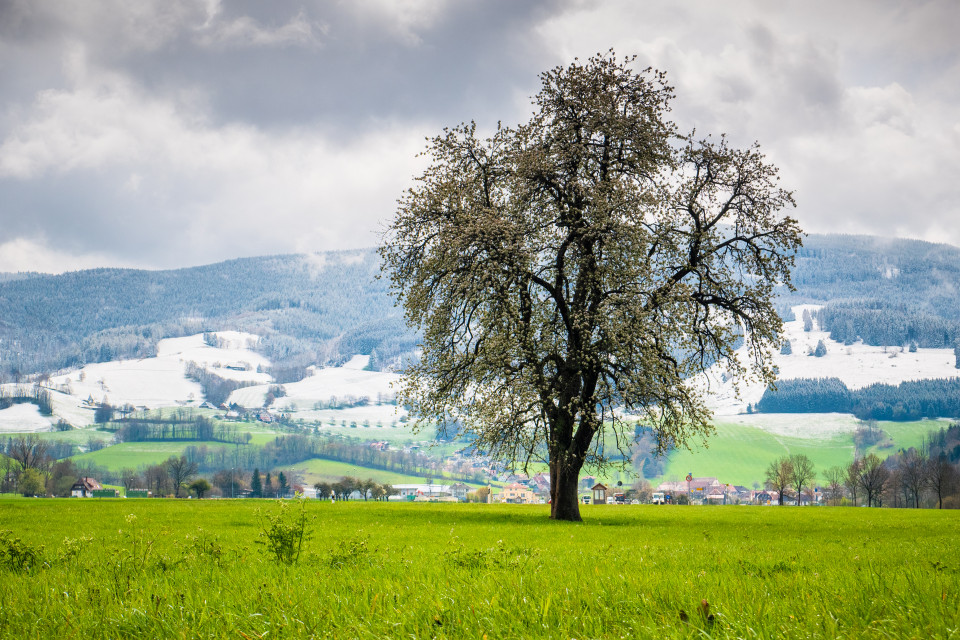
[1,0,958,272]
[1,0,562,132]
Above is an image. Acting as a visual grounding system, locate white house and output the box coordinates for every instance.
[70,477,102,498]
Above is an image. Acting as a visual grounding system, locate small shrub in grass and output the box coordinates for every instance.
[0,530,44,573]
[183,527,224,567]
[255,496,313,565]
[327,534,372,568]
[56,535,92,565]
[445,538,539,572]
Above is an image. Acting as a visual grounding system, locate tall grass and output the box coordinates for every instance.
[0,500,956,638]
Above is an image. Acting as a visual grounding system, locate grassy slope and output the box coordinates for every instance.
[656,418,941,487]
[0,500,956,639]
[70,441,196,469]
[659,422,855,486]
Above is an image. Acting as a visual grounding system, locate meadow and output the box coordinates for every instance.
[656,418,938,486]
[0,499,957,639]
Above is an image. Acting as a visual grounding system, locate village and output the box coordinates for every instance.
[64,472,815,506]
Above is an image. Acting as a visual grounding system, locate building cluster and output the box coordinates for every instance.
[653,477,818,505]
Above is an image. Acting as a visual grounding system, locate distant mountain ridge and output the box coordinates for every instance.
[0,249,415,378]
[3,234,960,379]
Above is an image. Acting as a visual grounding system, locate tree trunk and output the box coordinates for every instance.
[550,456,582,522]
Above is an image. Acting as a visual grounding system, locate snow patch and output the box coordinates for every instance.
[0,402,53,433]
[47,331,273,417]
[228,360,399,410]
[704,304,960,417]
[342,355,370,370]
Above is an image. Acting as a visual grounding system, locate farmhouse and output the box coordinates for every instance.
[499,482,537,504]
[71,477,102,498]
[449,482,470,501]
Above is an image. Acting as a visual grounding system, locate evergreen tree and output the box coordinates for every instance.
[265,472,274,498]
[251,468,262,498]
[814,340,827,357]
[802,309,813,332]
[277,471,289,497]
[780,340,792,355]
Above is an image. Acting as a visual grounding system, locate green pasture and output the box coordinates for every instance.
[70,441,196,469]
[866,419,941,455]
[10,427,114,446]
[656,418,940,487]
[659,422,855,486]
[0,500,957,639]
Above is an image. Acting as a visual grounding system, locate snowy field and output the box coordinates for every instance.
[0,401,52,433]
[291,404,407,426]
[157,332,271,383]
[703,304,959,417]
[7,309,958,436]
[48,331,268,412]
[228,354,402,412]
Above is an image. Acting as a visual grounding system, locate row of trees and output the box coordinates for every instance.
[816,302,960,349]
[765,432,960,509]
[311,476,396,501]
[757,377,960,421]
[111,414,251,444]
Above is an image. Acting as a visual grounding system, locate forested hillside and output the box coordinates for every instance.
[787,235,960,346]
[756,377,960,421]
[3,233,960,380]
[0,250,415,378]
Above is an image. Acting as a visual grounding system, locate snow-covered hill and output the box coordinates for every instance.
[703,304,959,416]
[4,306,959,435]
[227,354,399,410]
[46,331,269,411]
[1,332,405,432]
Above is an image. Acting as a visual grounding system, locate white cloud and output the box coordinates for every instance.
[534,0,960,245]
[344,0,450,46]
[0,237,137,273]
[1,0,959,272]
[0,51,430,269]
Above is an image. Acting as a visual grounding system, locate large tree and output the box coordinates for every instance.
[165,455,198,499]
[855,453,890,507]
[765,456,795,506]
[381,53,801,521]
[789,454,816,506]
[7,435,49,473]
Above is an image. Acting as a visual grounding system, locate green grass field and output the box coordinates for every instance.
[70,441,197,469]
[0,499,956,639]
[655,418,943,486]
[659,422,855,486]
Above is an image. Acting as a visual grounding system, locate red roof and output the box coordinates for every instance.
[72,477,102,491]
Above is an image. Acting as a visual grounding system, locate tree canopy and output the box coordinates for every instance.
[381,52,801,520]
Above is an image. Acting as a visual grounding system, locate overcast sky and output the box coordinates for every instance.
[1,0,958,273]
